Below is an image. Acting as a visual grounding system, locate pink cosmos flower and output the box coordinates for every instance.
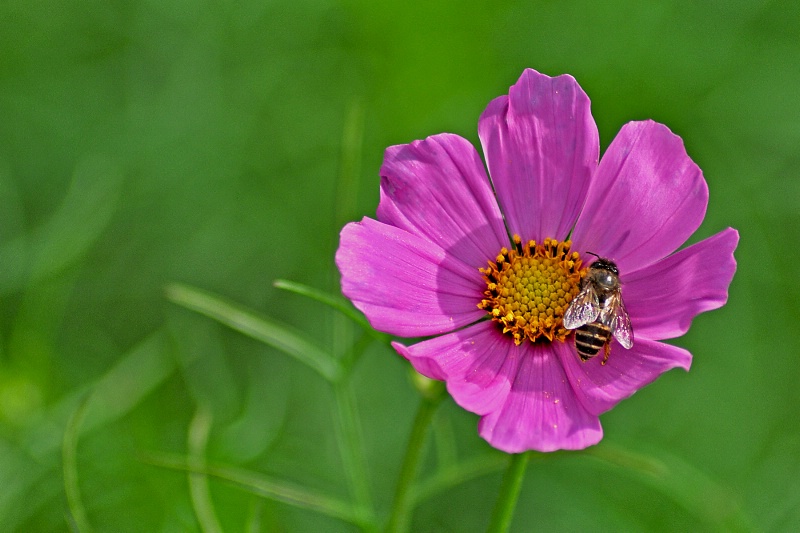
[336,69,738,453]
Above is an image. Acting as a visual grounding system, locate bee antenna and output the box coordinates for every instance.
[586,251,600,259]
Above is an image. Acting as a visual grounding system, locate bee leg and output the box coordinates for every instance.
[601,343,611,365]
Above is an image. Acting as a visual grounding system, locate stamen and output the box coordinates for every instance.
[478,237,584,345]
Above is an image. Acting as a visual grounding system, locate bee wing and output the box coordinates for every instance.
[562,286,600,330]
[608,293,634,349]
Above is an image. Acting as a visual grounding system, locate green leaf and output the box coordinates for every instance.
[0,155,123,295]
[584,443,754,532]
[142,451,371,528]
[168,311,242,424]
[165,283,343,382]
[62,395,93,533]
[25,332,175,459]
[187,407,224,533]
[331,380,376,529]
[273,279,392,345]
[411,454,507,506]
[0,438,55,530]
[0,333,174,529]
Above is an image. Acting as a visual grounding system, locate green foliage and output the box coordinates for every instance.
[0,0,797,530]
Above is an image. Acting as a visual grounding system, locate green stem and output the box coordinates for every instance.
[486,452,531,533]
[385,395,442,533]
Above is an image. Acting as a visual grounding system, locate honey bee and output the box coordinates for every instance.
[563,256,633,364]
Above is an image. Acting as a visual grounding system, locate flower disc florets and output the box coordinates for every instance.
[478,237,583,345]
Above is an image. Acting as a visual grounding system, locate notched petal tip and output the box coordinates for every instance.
[377,133,508,269]
[561,339,693,416]
[406,329,605,453]
[623,226,740,340]
[478,67,599,242]
[572,119,710,273]
[477,372,605,454]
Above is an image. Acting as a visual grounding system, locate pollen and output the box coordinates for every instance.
[478,236,584,345]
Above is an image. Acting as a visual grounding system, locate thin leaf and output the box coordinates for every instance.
[187,407,224,533]
[431,412,458,471]
[245,499,264,533]
[273,279,391,345]
[82,332,174,434]
[165,283,342,382]
[62,395,92,533]
[0,438,53,529]
[332,380,376,530]
[334,99,365,227]
[0,155,123,295]
[142,452,370,528]
[410,454,507,506]
[385,395,442,533]
[1,333,173,529]
[25,332,174,459]
[169,311,241,423]
[584,443,754,532]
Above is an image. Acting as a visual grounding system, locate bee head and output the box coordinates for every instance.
[586,252,619,276]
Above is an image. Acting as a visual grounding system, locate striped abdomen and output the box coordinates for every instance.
[574,321,612,361]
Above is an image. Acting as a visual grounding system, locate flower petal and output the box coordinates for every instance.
[559,337,692,416]
[478,342,603,453]
[624,227,739,340]
[478,68,599,242]
[336,218,484,337]
[394,321,520,416]
[571,120,708,273]
[395,322,603,453]
[377,133,509,269]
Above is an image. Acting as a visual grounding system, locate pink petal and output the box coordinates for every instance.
[377,134,509,269]
[624,228,739,340]
[559,337,692,416]
[478,342,603,453]
[394,321,521,416]
[571,120,708,273]
[478,68,599,242]
[336,218,484,337]
[395,322,603,453]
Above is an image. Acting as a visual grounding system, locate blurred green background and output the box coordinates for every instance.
[0,0,798,531]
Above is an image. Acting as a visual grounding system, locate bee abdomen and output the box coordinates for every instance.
[574,323,611,361]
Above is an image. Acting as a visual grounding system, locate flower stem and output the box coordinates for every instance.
[486,452,530,533]
[384,393,442,533]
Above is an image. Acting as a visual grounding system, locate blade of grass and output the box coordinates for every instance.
[188,407,223,533]
[273,279,391,345]
[62,395,92,533]
[142,451,369,527]
[165,283,342,382]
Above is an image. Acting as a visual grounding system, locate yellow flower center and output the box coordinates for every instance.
[478,236,584,345]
